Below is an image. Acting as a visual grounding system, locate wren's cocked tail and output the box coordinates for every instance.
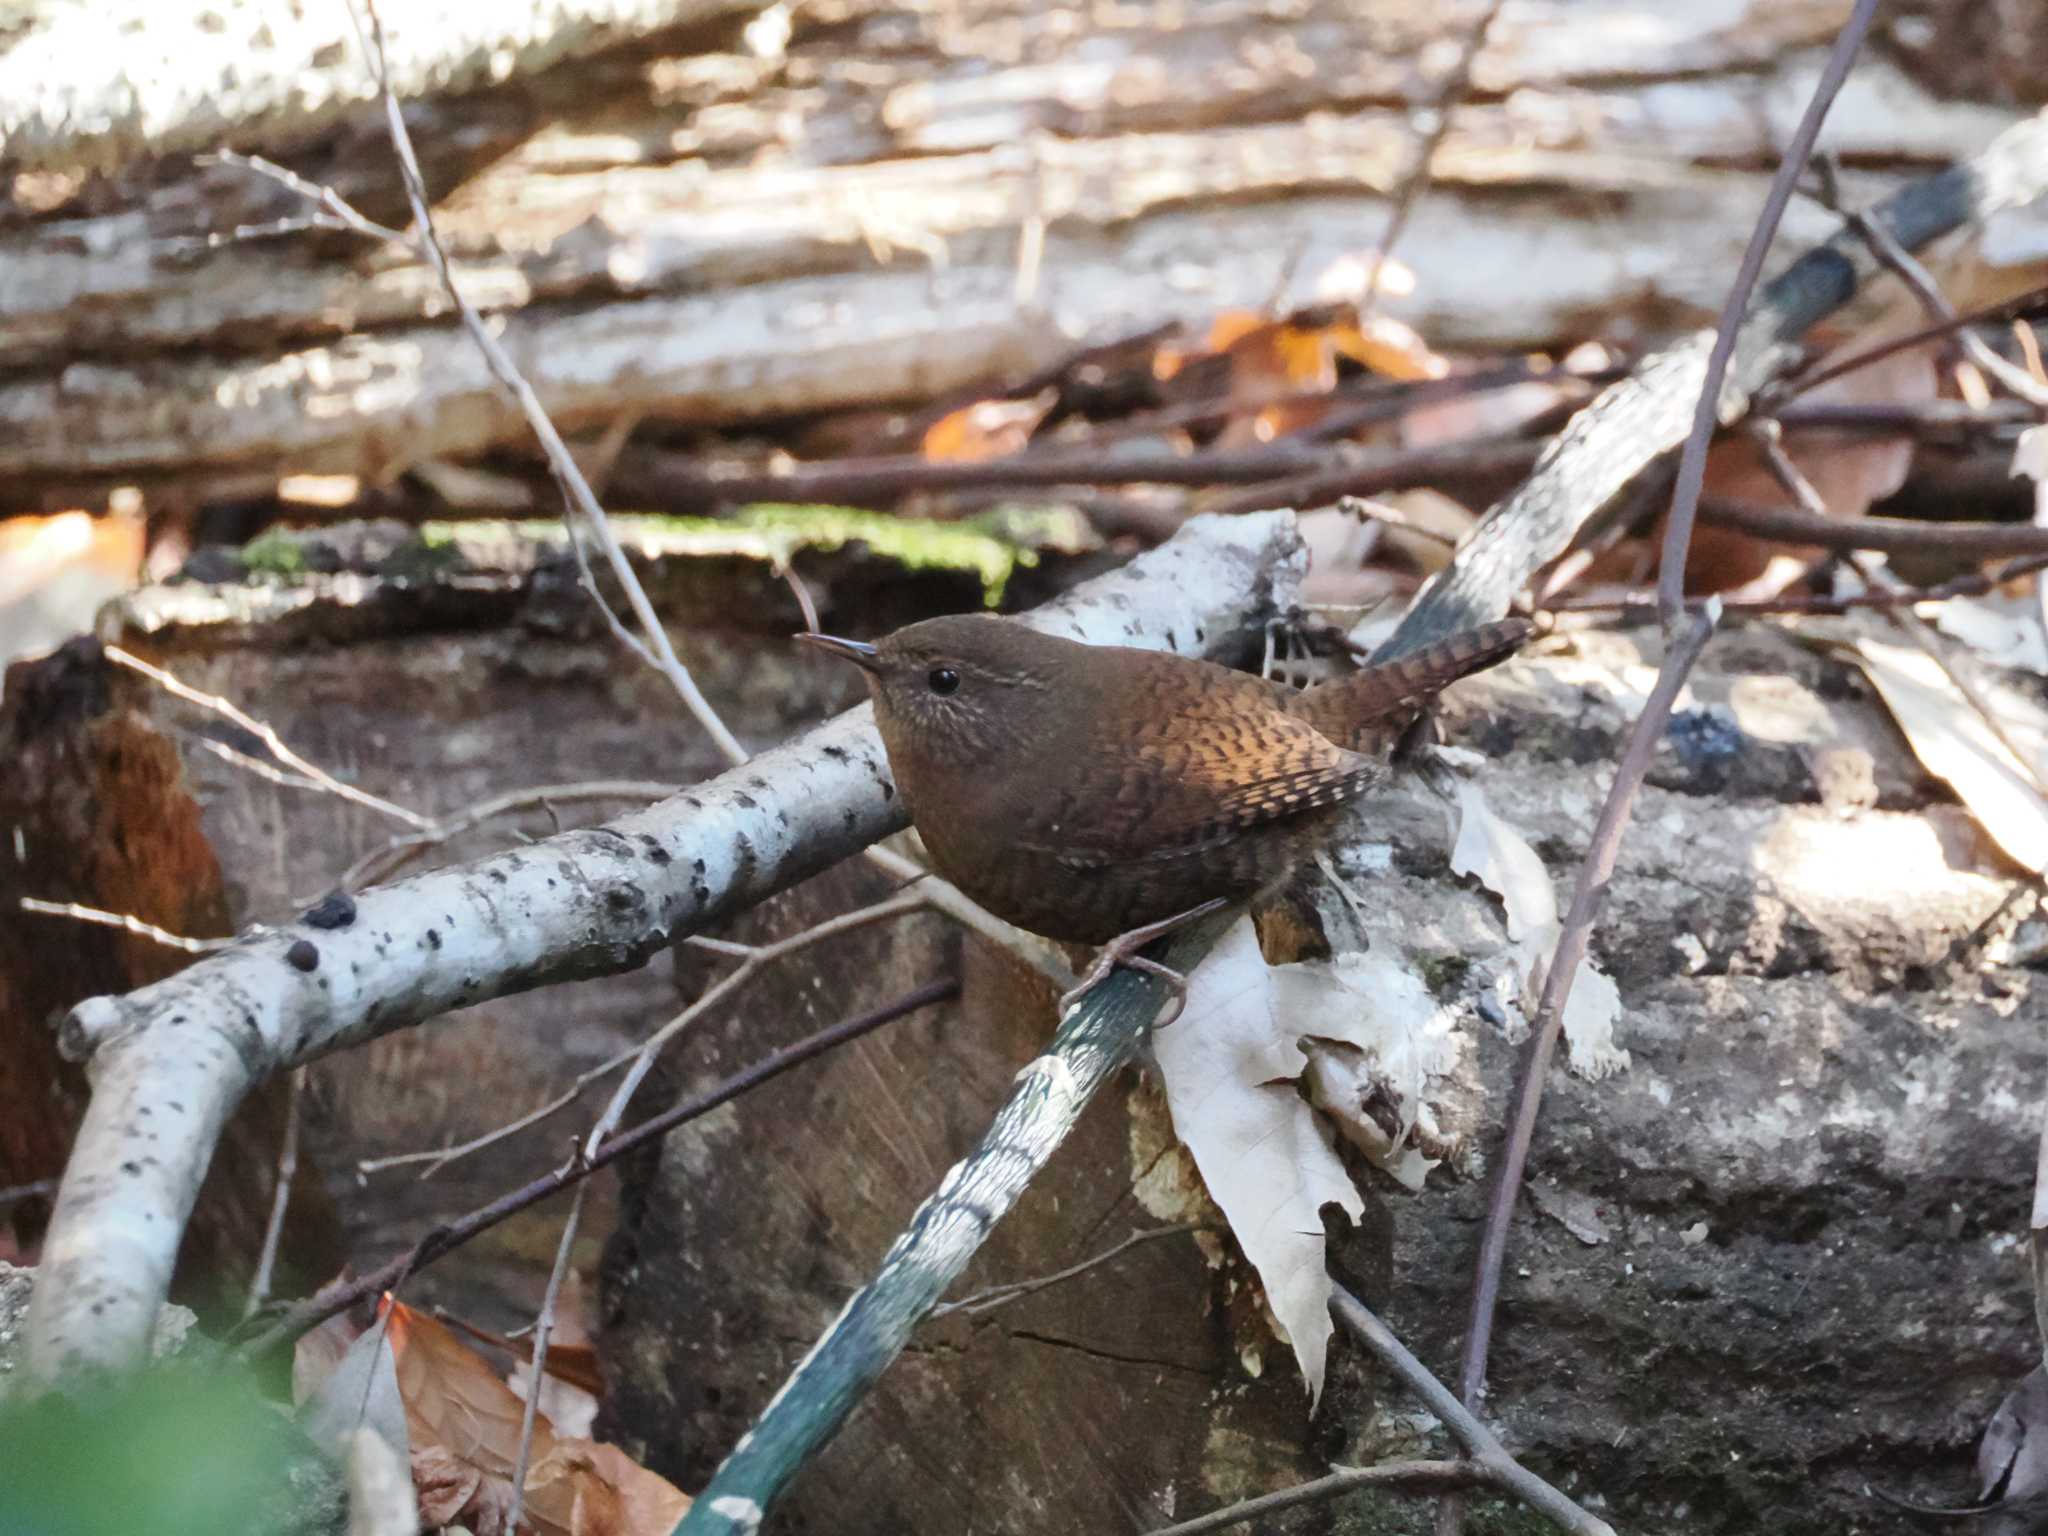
[799,612,1532,1011]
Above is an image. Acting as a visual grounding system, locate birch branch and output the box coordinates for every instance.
[1385,110,2048,655]
[24,508,1306,1385]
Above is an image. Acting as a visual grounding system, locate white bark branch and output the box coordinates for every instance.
[23,508,1306,1383]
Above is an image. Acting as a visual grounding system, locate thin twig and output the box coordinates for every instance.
[929,1225,1203,1319]
[235,978,958,1358]
[244,1068,305,1318]
[1454,603,1720,1411]
[0,1179,57,1208]
[1332,1288,1615,1536]
[505,1175,588,1536]
[199,150,411,246]
[1834,193,2048,411]
[1359,0,1504,316]
[343,0,747,767]
[358,892,926,1177]
[18,898,234,955]
[105,646,428,830]
[1699,498,2048,559]
[1149,1463,1485,1536]
[1656,0,1883,625]
[191,737,329,795]
[1551,551,2048,619]
[1786,280,2048,400]
[340,780,677,890]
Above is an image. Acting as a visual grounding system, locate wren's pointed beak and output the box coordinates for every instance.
[795,632,883,674]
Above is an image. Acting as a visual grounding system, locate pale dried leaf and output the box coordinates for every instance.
[510,1368,600,1442]
[1854,637,2048,872]
[344,1426,420,1536]
[1936,595,2048,676]
[1560,956,1628,1079]
[302,1322,410,1471]
[1274,950,1459,1192]
[294,1311,365,1409]
[1528,1183,1612,1246]
[1978,1366,2048,1529]
[1153,916,1362,1407]
[1450,781,1627,1076]
[1449,780,1558,948]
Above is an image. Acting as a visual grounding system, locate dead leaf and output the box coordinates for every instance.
[1977,1366,2048,1530]
[387,1299,545,1485]
[1528,1182,1613,1247]
[1271,951,1460,1192]
[1936,594,2048,675]
[920,391,1054,463]
[1449,781,1628,1078]
[344,1426,421,1536]
[382,1299,687,1536]
[1154,916,1363,1407]
[1685,331,1937,594]
[1155,916,1472,1401]
[301,1321,411,1475]
[1853,636,2048,871]
[411,1442,498,1531]
[511,1371,600,1443]
[524,1439,692,1536]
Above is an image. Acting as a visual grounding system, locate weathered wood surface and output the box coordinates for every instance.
[0,0,2034,508]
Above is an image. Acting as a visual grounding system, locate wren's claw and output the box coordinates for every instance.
[1059,951,1193,1026]
[1057,896,1232,1027]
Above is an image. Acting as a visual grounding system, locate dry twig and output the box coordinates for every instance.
[1655,0,1883,622]
[1153,1287,1613,1536]
[235,977,958,1358]
[359,892,927,1177]
[342,0,746,767]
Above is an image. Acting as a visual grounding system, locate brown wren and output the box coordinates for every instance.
[800,613,1530,1011]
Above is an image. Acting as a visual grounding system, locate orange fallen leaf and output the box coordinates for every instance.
[383,1298,688,1536]
[920,391,1054,462]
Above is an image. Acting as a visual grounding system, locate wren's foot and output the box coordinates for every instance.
[1058,897,1233,1027]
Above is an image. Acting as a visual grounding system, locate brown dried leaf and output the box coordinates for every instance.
[920,392,1053,463]
[524,1438,692,1536]
[387,1299,551,1484]
[385,1297,685,1535]
[412,1442,493,1531]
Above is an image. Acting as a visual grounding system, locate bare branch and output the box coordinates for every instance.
[105,645,428,830]
[243,1069,305,1319]
[1453,603,1719,1407]
[235,978,959,1359]
[345,0,747,766]
[18,898,233,956]
[1656,0,1882,625]
[358,892,926,1178]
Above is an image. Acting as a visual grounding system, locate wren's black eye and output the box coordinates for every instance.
[927,666,961,696]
